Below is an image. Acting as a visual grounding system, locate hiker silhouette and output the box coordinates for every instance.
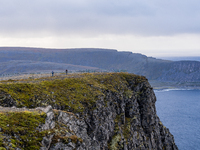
[52,71,54,77]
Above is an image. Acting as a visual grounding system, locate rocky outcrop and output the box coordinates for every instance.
[38,80,177,150]
[0,73,178,150]
[0,90,16,107]
[41,84,177,149]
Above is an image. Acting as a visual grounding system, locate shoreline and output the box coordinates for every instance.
[153,88,200,92]
[152,85,200,91]
[150,80,200,90]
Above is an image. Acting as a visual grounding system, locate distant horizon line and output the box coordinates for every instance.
[0,46,200,58]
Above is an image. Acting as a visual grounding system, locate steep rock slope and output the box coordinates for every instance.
[157,61,200,82]
[0,73,178,149]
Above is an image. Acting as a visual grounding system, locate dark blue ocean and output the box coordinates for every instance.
[154,89,200,150]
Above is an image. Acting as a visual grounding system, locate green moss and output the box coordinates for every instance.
[111,113,133,148]
[110,134,121,150]
[123,117,131,139]
[0,73,148,149]
[159,121,163,125]
[50,130,80,145]
[0,111,47,150]
[0,73,146,113]
[124,89,133,99]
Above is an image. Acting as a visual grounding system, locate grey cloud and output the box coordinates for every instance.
[0,0,200,36]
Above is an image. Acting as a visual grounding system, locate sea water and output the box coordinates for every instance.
[154,89,200,150]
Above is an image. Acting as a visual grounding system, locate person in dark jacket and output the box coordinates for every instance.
[52,71,54,77]
[65,69,68,75]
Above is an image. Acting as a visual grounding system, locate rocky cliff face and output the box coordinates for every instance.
[157,61,200,82]
[0,73,178,150]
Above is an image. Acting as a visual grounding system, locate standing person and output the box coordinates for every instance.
[52,71,54,77]
[65,69,68,75]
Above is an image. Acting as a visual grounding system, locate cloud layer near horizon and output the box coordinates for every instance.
[1,0,200,36]
[0,0,200,56]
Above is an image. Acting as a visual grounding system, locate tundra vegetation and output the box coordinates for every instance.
[0,73,145,113]
[0,73,177,150]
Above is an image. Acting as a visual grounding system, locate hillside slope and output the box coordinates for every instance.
[0,60,99,74]
[1,47,200,84]
[0,73,178,149]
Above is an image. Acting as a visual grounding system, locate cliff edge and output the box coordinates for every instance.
[0,73,178,150]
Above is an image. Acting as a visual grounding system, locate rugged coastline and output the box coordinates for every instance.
[0,73,178,149]
[150,80,200,90]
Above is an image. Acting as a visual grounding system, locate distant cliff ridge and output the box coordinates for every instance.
[0,73,178,149]
[0,47,200,84]
[157,61,200,82]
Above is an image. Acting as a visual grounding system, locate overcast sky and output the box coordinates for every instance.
[0,0,200,57]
